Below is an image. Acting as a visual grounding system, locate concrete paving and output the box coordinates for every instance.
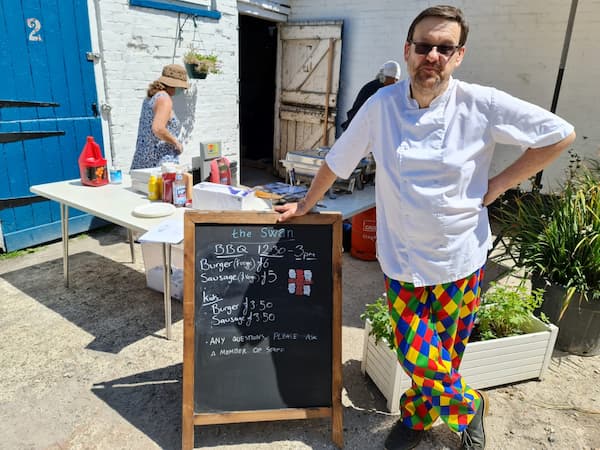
[1,225,599,449]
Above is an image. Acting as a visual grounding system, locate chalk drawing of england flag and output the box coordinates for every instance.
[288,269,313,296]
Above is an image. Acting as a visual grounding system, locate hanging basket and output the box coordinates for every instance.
[184,63,208,79]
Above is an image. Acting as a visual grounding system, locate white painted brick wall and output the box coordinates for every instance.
[90,0,239,171]
[289,0,598,191]
[88,1,598,191]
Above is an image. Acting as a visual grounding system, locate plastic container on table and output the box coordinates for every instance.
[78,136,108,187]
[172,172,187,207]
[162,169,177,203]
[147,175,160,201]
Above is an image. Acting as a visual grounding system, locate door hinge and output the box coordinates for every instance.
[86,52,101,62]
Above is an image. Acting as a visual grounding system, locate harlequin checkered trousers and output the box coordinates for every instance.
[385,266,485,432]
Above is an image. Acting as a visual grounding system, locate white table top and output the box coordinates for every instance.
[315,185,375,219]
[31,176,376,234]
[31,175,185,233]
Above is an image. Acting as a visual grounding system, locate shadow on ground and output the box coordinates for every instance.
[0,251,181,353]
[91,357,460,450]
[90,358,388,449]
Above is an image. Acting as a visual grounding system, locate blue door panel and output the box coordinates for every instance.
[56,0,88,118]
[3,124,30,204]
[0,123,13,192]
[0,122,21,233]
[57,120,80,182]
[16,120,42,230]
[0,0,105,251]
[74,0,98,115]
[3,214,109,252]
[42,0,73,118]
[0,0,31,122]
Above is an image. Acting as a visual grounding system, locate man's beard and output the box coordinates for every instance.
[412,64,445,91]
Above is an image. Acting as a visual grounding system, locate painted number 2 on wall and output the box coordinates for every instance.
[27,18,42,42]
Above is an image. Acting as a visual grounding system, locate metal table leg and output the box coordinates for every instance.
[162,242,173,339]
[127,229,136,263]
[60,203,69,287]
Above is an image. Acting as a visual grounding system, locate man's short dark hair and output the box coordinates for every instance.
[406,5,469,47]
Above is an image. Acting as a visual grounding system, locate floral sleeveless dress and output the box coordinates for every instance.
[130,92,181,170]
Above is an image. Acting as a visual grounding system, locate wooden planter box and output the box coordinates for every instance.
[360,317,558,414]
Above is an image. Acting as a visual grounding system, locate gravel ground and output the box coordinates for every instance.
[0,225,599,450]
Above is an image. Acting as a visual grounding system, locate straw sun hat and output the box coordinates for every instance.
[158,64,190,89]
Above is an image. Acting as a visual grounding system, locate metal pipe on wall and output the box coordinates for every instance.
[533,0,578,190]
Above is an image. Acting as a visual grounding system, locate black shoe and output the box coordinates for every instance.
[460,390,489,450]
[384,420,424,450]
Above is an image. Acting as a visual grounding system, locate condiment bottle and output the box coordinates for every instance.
[157,174,163,199]
[183,172,193,201]
[162,177,173,204]
[173,172,187,207]
[218,158,231,185]
[147,175,159,201]
[110,165,122,184]
[162,168,177,203]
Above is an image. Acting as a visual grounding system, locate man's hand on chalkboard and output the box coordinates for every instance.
[275,199,309,222]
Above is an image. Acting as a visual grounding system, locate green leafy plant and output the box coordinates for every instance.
[495,155,600,317]
[0,247,39,260]
[183,48,220,75]
[476,282,547,341]
[360,295,395,350]
[361,284,549,347]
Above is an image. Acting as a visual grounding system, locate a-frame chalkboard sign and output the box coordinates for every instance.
[182,210,343,449]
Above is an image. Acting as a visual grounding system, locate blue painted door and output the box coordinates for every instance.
[0,0,105,251]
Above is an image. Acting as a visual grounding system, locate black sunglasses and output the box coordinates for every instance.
[409,41,462,57]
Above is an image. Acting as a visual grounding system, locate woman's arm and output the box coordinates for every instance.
[151,94,183,153]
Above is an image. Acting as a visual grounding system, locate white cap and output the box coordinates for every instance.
[381,60,401,79]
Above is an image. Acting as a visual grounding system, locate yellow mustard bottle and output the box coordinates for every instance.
[147,175,159,201]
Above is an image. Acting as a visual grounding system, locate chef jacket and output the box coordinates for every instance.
[326,77,574,286]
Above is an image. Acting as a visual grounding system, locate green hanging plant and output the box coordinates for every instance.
[183,47,221,78]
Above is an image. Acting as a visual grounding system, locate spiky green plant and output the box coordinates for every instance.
[497,158,600,317]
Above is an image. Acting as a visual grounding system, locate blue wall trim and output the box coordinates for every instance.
[129,0,222,20]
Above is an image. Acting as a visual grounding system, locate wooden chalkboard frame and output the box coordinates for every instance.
[182,210,343,449]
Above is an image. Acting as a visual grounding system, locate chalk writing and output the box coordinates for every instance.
[260,227,294,239]
[193,220,335,412]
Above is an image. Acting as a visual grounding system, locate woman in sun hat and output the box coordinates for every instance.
[130,64,190,170]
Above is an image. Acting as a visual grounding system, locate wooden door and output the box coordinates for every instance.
[273,21,342,177]
[0,0,103,251]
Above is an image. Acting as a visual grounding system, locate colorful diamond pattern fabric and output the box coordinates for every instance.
[385,266,485,432]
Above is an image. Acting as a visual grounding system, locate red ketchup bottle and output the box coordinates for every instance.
[162,168,177,203]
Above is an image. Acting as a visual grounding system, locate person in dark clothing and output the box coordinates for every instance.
[340,60,401,130]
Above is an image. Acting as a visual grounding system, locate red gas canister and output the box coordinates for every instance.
[78,136,108,186]
[351,207,377,261]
